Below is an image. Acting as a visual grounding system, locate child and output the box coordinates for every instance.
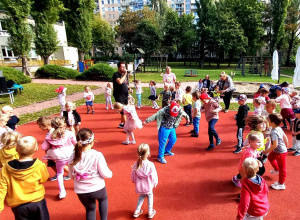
[105,83,113,110]
[264,113,288,190]
[182,86,193,126]
[158,84,172,108]
[63,102,81,134]
[0,136,50,219]
[55,86,67,116]
[1,105,19,130]
[135,80,143,109]
[191,91,201,137]
[253,98,262,116]
[236,157,269,220]
[114,102,142,145]
[262,99,276,117]
[256,88,269,111]
[212,85,220,101]
[175,81,184,104]
[291,91,300,113]
[234,94,250,154]
[209,80,216,96]
[41,116,77,199]
[0,131,21,168]
[148,80,159,109]
[288,112,300,156]
[0,114,13,139]
[198,78,203,90]
[84,86,95,113]
[170,86,176,101]
[131,143,158,219]
[200,93,222,151]
[143,101,189,164]
[68,128,112,220]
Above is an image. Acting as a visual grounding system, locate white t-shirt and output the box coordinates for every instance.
[193,100,201,118]
[254,107,262,116]
[163,73,176,87]
[257,96,266,110]
[276,94,292,109]
[58,88,67,105]
[105,87,112,97]
[68,111,75,126]
[135,84,142,95]
[84,91,94,101]
[175,88,184,102]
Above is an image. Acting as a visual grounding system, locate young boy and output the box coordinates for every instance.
[191,91,201,137]
[287,112,300,156]
[143,101,189,164]
[169,86,176,101]
[182,86,193,126]
[158,84,172,108]
[234,94,250,153]
[1,105,19,130]
[236,157,269,220]
[212,85,220,101]
[264,113,288,190]
[0,136,50,219]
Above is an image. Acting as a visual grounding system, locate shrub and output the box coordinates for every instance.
[0,67,32,84]
[35,65,79,79]
[76,63,117,81]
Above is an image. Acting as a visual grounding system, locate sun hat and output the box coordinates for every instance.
[170,102,180,117]
[55,86,65,93]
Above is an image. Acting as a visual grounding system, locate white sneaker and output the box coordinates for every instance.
[131,140,136,144]
[270,170,279,175]
[106,107,108,110]
[59,191,66,199]
[271,182,286,190]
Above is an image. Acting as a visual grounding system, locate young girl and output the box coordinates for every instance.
[256,88,269,111]
[68,128,112,220]
[41,116,77,199]
[63,102,81,134]
[55,86,67,116]
[105,83,113,110]
[135,80,143,109]
[0,131,21,168]
[84,86,95,114]
[148,80,159,109]
[253,98,262,116]
[131,143,158,219]
[114,102,143,145]
[198,78,203,91]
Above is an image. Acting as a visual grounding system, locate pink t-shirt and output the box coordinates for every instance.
[276,94,292,109]
[238,147,258,171]
[163,73,176,87]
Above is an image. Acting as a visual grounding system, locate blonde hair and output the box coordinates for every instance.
[0,114,9,123]
[136,143,150,170]
[248,131,262,142]
[37,116,51,127]
[243,157,260,178]
[1,131,22,149]
[266,99,276,108]
[51,116,66,139]
[254,98,262,105]
[17,136,37,157]
[114,102,123,110]
[65,101,76,110]
[85,86,91,91]
[1,105,13,114]
[220,71,227,79]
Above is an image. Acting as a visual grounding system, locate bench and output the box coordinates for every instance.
[8,84,23,95]
[185,69,198,77]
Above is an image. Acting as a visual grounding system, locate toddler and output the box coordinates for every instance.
[1,105,19,130]
[291,91,300,113]
[236,157,269,220]
[135,80,143,109]
[41,116,77,199]
[114,102,143,145]
[148,80,159,109]
[105,83,113,110]
[63,102,81,134]
[0,131,21,168]
[191,91,201,137]
[175,81,184,104]
[212,85,220,101]
[253,98,262,116]
[0,114,13,139]
[288,112,300,156]
[84,86,95,113]
[69,128,112,220]
[131,143,158,219]
[158,84,172,108]
[198,78,203,90]
[182,86,193,126]
[169,86,176,101]
[256,88,269,110]
[55,86,67,116]
[0,136,50,219]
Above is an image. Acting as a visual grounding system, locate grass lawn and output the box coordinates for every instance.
[0,83,98,109]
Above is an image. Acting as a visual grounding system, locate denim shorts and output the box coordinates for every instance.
[86,101,93,106]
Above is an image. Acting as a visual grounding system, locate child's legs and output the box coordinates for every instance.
[268,151,279,171]
[257,163,265,176]
[12,199,50,220]
[77,193,97,220]
[136,94,141,106]
[56,160,68,193]
[96,188,108,220]
[243,213,267,220]
[193,117,200,134]
[147,193,154,214]
[277,152,287,184]
[165,128,177,153]
[237,126,244,147]
[158,127,171,158]
[187,104,192,123]
[60,104,64,116]
[74,124,80,134]
[152,100,158,108]
[105,97,110,108]
[129,130,135,142]
[208,119,219,145]
[125,130,130,141]
[183,105,189,123]
[296,140,300,152]
[135,194,147,212]
[108,97,112,108]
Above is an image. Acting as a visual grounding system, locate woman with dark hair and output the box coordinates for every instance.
[268,81,289,99]
[202,75,211,89]
[217,72,235,113]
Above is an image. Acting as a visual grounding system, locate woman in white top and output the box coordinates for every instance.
[163,66,176,88]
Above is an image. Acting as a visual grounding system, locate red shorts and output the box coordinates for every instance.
[281,108,296,120]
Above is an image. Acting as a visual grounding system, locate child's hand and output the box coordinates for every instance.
[142,121,147,126]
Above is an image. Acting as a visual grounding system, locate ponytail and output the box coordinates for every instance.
[70,142,84,166]
[135,143,150,170]
[51,116,66,140]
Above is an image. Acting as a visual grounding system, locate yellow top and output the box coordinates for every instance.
[0,158,49,212]
[183,93,193,106]
[0,147,19,168]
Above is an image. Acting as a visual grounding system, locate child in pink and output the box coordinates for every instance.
[41,116,76,199]
[131,143,158,219]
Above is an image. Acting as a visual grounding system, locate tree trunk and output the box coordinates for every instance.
[22,56,31,76]
[286,31,295,67]
[199,40,205,68]
[78,51,85,62]
[42,56,50,65]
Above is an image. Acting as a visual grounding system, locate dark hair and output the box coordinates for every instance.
[150,80,156,86]
[192,91,200,100]
[280,81,289,87]
[117,61,126,68]
[186,86,192,93]
[245,115,264,130]
[268,113,282,126]
[260,88,269,94]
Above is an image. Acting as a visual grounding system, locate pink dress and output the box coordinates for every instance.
[123,105,142,131]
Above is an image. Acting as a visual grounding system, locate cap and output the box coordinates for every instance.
[55,86,65,93]
[236,94,247,101]
[200,93,210,100]
[259,84,264,89]
[282,87,290,94]
[170,102,180,117]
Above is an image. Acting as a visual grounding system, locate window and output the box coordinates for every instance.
[1,46,15,58]
[0,20,8,31]
[186,4,190,10]
[29,48,37,59]
[112,0,114,3]
[102,7,105,11]
[118,7,121,11]
[108,7,111,11]
[112,7,114,11]
[102,1,104,4]
[118,0,120,3]
[109,14,111,18]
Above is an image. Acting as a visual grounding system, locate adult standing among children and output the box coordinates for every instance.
[202,75,211,89]
[217,72,235,113]
[113,62,128,128]
[163,66,176,88]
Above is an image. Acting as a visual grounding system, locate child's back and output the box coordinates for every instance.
[0,147,19,167]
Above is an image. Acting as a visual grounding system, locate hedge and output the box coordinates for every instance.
[35,65,79,79]
[76,63,117,81]
[0,67,32,84]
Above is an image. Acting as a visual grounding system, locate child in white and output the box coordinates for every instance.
[131,144,158,219]
[68,128,112,220]
[114,102,142,145]
[41,116,76,199]
[253,98,262,116]
[175,81,184,104]
[55,86,67,116]
[135,80,143,109]
[257,88,269,111]
[105,83,113,110]
[0,114,13,146]
[83,86,95,114]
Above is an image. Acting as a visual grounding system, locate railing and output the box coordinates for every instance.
[0,60,72,67]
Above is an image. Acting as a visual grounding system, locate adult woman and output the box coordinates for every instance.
[202,75,211,89]
[163,66,176,88]
[217,72,235,113]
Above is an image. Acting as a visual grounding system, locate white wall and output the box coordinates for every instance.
[63,47,78,69]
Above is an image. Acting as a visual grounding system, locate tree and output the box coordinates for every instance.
[2,0,33,75]
[92,16,116,56]
[62,0,95,62]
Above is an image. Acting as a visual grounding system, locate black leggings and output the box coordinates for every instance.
[77,187,108,220]
[223,91,233,110]
[12,199,49,220]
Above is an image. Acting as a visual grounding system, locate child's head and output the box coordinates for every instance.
[164,85,169,91]
[1,131,22,149]
[248,131,262,150]
[253,98,262,107]
[291,91,298,97]
[192,91,200,100]
[175,81,181,89]
[201,88,208,94]
[282,87,290,95]
[136,143,150,170]
[65,102,76,112]
[16,136,38,158]
[243,157,260,179]
[214,85,219,91]
[259,88,269,97]
[37,116,52,131]
[51,116,66,139]
[55,86,65,94]
[114,102,123,113]
[199,78,202,83]
[169,86,174,92]
[205,75,209,80]
[85,86,91,93]
[70,128,94,166]
[268,113,282,127]
[1,105,13,115]
[236,94,247,106]
[150,80,156,86]
[246,115,264,131]
[136,80,141,84]
[265,100,276,114]
[107,83,112,89]
[200,93,210,103]
[0,114,9,127]
[185,86,191,93]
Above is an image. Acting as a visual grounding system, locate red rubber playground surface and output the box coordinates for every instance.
[2,104,299,220]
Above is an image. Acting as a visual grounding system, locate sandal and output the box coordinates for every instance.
[133,209,143,218]
[122,141,130,145]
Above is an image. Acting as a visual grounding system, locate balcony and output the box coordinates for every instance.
[0,30,9,37]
